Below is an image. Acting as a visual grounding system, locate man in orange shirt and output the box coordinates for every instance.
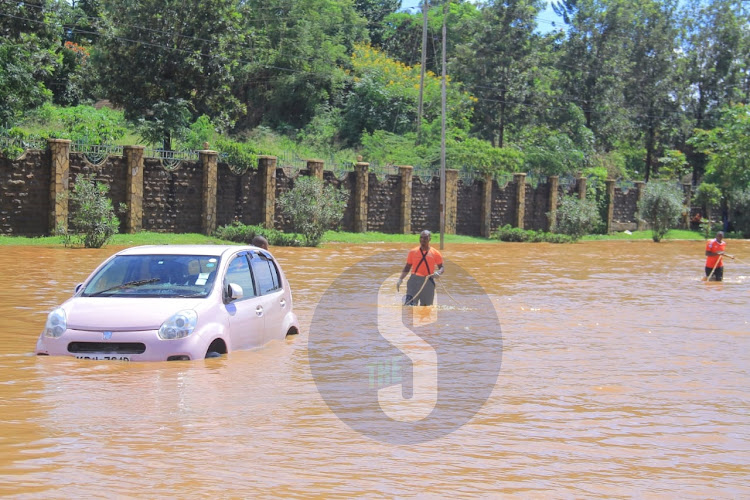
[397,230,444,306]
[705,231,733,281]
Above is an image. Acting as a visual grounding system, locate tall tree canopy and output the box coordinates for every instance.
[0,0,61,124]
[234,0,368,130]
[92,0,247,148]
[451,0,546,147]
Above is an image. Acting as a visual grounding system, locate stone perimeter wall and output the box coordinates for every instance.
[0,140,687,237]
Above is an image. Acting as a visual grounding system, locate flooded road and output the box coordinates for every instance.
[1,240,749,498]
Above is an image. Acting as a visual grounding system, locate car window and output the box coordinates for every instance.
[224,255,257,298]
[251,254,281,295]
[82,255,218,297]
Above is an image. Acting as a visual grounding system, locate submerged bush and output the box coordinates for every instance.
[637,181,684,242]
[278,177,348,246]
[552,196,602,241]
[492,224,572,243]
[64,173,124,248]
[213,221,301,247]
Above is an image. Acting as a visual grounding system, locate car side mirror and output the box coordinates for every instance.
[74,283,83,294]
[226,283,244,302]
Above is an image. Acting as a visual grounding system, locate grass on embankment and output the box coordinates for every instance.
[581,229,706,241]
[0,229,711,247]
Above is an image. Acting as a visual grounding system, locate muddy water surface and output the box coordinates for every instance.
[0,241,749,498]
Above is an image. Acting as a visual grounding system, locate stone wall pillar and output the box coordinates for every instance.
[636,181,646,231]
[124,145,144,234]
[514,173,526,229]
[547,175,559,232]
[354,162,369,233]
[605,178,616,234]
[258,156,277,229]
[481,173,493,238]
[398,165,412,234]
[48,139,71,233]
[445,169,458,235]
[576,176,587,200]
[682,183,692,229]
[200,150,219,236]
[307,159,324,180]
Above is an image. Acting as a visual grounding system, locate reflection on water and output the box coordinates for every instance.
[1,241,749,497]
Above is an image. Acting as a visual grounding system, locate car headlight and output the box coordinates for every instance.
[43,308,67,338]
[158,310,198,340]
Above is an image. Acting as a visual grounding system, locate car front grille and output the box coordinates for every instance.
[67,342,147,354]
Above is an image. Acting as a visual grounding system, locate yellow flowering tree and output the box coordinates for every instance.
[342,44,475,145]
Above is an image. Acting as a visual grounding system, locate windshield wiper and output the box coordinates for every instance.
[90,278,160,296]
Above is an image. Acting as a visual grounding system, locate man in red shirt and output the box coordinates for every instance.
[397,230,444,306]
[705,231,733,281]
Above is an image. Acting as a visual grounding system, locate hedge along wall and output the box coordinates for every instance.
[0,139,683,237]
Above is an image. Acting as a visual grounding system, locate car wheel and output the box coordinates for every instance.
[205,351,222,359]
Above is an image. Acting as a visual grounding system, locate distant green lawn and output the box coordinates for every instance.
[581,229,706,241]
[0,228,711,247]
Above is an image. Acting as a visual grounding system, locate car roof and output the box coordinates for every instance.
[115,245,261,258]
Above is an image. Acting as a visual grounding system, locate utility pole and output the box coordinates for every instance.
[439,1,447,250]
[416,0,429,145]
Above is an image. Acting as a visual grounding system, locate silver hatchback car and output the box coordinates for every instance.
[35,245,300,361]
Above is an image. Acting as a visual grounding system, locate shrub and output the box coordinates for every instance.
[552,196,602,241]
[637,181,685,242]
[492,225,573,243]
[278,176,348,246]
[26,103,128,144]
[213,221,301,247]
[215,138,259,173]
[0,127,32,160]
[63,173,124,248]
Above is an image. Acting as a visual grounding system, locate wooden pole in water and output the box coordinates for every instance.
[706,255,723,282]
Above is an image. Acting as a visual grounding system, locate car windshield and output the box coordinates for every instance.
[81,254,220,298]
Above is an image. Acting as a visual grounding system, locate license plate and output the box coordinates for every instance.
[75,355,130,361]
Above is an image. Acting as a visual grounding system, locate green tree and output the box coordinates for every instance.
[679,0,749,133]
[278,177,348,246]
[0,0,62,125]
[553,0,636,147]
[519,104,595,177]
[342,44,474,145]
[624,0,682,181]
[379,1,480,71]
[451,0,546,147]
[688,104,750,196]
[637,181,684,242]
[92,0,246,149]
[353,0,401,48]
[235,0,367,131]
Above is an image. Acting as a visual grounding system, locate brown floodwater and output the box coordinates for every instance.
[1,240,749,497]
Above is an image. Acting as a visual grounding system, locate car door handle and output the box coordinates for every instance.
[279,298,286,308]
[255,305,263,317]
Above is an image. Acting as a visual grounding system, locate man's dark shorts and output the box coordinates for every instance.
[404,274,436,306]
[705,266,724,281]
